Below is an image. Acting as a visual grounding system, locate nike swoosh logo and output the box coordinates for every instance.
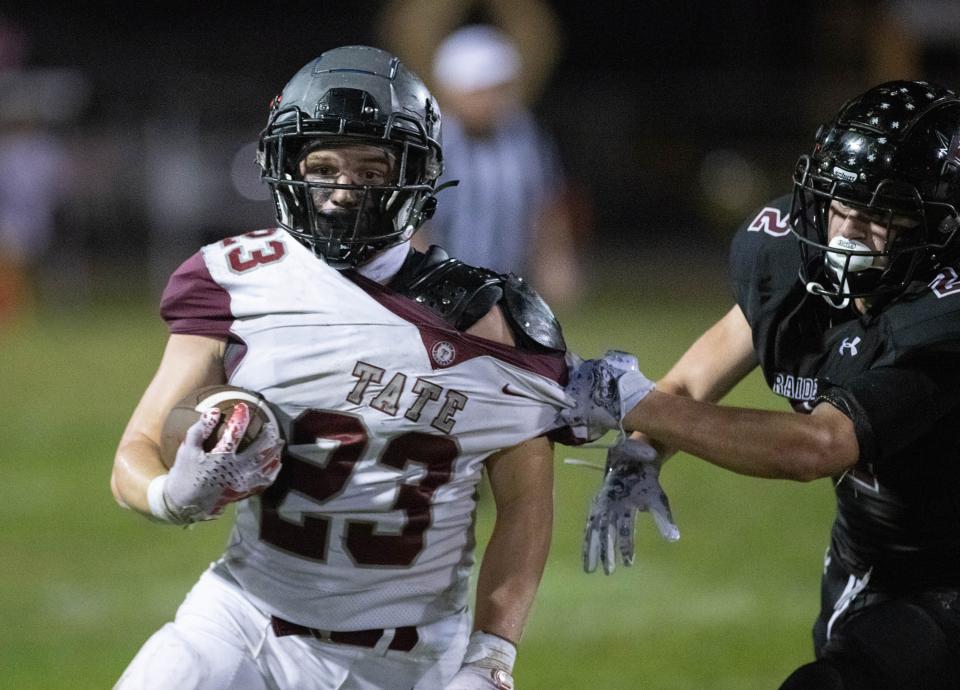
[502,384,538,400]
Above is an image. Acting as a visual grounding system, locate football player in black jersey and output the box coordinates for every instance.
[561,80,960,689]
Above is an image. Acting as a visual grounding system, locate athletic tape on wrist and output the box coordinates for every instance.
[147,474,174,522]
[147,474,190,525]
[618,374,655,422]
[463,631,517,672]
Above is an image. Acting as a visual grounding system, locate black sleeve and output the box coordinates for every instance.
[817,357,960,466]
[728,195,797,328]
[729,213,759,323]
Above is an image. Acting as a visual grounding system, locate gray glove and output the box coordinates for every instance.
[583,437,679,575]
[155,404,283,524]
[443,666,514,690]
[444,632,516,690]
[560,350,655,442]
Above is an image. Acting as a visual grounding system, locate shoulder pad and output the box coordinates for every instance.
[392,247,566,350]
[730,197,798,275]
[501,274,566,351]
[881,264,960,358]
[392,246,504,331]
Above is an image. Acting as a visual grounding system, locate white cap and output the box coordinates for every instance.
[432,25,521,93]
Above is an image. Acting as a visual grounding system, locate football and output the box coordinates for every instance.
[159,385,280,469]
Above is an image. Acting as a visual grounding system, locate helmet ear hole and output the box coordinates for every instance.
[938,215,960,235]
[420,196,438,222]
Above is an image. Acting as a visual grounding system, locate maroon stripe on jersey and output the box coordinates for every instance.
[343,269,568,384]
[160,250,233,338]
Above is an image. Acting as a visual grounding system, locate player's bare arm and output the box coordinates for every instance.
[630,303,759,460]
[635,304,858,480]
[565,348,859,481]
[475,435,553,643]
[563,305,859,481]
[111,333,225,514]
[465,303,516,347]
[444,434,554,689]
[626,389,858,481]
[657,304,758,403]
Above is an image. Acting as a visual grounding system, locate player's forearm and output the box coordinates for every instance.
[657,304,759,403]
[625,390,857,481]
[472,499,552,644]
[111,334,226,518]
[637,378,708,462]
[637,376,742,463]
[112,435,167,516]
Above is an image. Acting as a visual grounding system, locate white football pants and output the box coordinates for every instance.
[114,566,470,690]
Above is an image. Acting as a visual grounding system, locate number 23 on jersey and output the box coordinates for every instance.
[259,410,459,567]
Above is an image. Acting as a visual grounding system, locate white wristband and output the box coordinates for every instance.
[147,474,180,524]
[618,373,655,422]
[462,631,517,673]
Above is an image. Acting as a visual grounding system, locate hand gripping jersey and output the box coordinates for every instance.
[731,196,960,589]
[160,229,569,630]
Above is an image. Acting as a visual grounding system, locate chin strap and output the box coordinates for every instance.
[399,179,460,240]
[806,279,851,310]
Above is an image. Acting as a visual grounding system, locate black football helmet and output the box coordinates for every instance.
[257,46,444,267]
[791,80,960,307]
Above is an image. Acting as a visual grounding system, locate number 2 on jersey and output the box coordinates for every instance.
[259,409,459,567]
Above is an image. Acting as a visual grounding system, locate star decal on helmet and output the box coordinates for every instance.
[936,130,950,159]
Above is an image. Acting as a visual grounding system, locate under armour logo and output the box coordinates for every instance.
[838,336,861,356]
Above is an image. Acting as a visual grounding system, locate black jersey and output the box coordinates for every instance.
[730,195,960,588]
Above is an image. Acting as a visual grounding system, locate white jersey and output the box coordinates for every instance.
[161,229,570,631]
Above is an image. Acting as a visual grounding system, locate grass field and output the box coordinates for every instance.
[0,271,835,689]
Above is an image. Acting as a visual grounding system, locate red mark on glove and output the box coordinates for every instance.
[211,402,250,454]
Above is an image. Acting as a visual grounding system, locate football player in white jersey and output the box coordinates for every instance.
[111,46,574,690]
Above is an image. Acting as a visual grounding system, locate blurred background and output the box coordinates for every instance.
[4,0,959,313]
[2,1,959,688]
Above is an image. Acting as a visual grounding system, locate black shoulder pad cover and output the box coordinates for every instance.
[501,274,566,351]
[393,246,566,350]
[393,246,504,331]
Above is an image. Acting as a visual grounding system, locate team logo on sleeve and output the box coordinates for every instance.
[430,341,457,366]
[747,207,792,237]
[929,267,960,298]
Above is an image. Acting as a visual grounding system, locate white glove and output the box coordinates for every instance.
[583,437,679,575]
[444,632,516,690]
[149,404,284,524]
[559,350,655,442]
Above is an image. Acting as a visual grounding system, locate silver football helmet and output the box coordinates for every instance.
[258,46,445,267]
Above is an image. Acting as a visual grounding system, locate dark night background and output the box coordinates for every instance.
[4,4,960,687]
[3,0,959,302]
